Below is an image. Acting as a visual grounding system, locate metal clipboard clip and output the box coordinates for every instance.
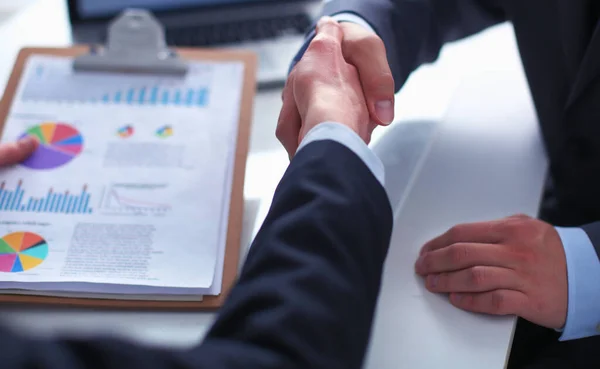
[74,9,188,76]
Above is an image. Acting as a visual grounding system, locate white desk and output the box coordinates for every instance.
[0,1,547,367]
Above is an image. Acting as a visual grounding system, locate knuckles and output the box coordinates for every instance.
[467,267,487,289]
[308,34,341,56]
[490,291,507,314]
[419,253,434,272]
[448,243,470,265]
[446,224,467,244]
[499,214,550,246]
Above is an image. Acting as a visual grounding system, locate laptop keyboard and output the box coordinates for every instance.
[165,14,312,47]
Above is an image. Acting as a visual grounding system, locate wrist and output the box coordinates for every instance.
[302,105,363,144]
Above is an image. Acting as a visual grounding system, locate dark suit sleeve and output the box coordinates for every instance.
[0,140,393,369]
[323,0,506,91]
[581,222,600,260]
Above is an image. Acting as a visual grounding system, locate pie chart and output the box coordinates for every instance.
[20,122,84,170]
[117,125,134,138]
[156,125,173,138]
[0,232,48,273]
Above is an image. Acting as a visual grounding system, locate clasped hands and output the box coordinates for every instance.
[278,17,569,330]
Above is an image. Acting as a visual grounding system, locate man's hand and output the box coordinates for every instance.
[338,22,395,126]
[0,137,38,167]
[277,17,372,157]
[415,214,568,330]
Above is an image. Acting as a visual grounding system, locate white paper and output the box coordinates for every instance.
[0,55,244,295]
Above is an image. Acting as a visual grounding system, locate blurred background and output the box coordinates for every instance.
[65,0,321,87]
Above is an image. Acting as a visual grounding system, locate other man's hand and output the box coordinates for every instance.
[338,22,395,126]
[415,214,568,330]
[277,17,372,157]
[0,137,38,167]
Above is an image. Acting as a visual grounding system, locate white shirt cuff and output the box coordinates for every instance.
[297,122,385,186]
[331,13,376,34]
[555,226,600,340]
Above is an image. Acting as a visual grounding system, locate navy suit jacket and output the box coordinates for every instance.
[321,0,600,258]
[0,140,393,369]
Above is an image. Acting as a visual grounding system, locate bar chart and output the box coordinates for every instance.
[99,86,209,107]
[19,58,213,108]
[0,181,93,214]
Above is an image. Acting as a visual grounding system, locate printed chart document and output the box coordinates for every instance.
[0,55,244,299]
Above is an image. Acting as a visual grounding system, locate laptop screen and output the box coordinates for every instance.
[76,0,277,18]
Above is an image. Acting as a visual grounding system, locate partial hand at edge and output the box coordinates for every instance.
[0,136,38,167]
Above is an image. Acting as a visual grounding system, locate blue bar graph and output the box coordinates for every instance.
[6,194,14,208]
[64,196,73,213]
[138,87,146,103]
[52,194,62,213]
[83,193,92,214]
[0,181,93,214]
[126,88,135,104]
[70,196,79,213]
[198,88,207,106]
[97,85,210,107]
[185,89,194,106]
[44,193,54,212]
[60,193,69,213]
[150,87,159,104]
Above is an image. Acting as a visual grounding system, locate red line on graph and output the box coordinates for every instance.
[109,190,171,209]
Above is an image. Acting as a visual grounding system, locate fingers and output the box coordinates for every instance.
[0,137,38,167]
[276,76,301,158]
[449,289,527,316]
[415,242,514,275]
[425,266,523,293]
[340,22,395,125]
[420,221,505,255]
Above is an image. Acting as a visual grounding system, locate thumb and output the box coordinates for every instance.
[0,136,38,167]
[340,23,395,126]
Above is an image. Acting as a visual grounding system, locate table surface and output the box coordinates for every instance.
[0,0,548,367]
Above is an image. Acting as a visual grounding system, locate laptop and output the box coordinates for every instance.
[67,0,322,87]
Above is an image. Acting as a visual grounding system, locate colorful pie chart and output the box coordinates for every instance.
[20,122,84,170]
[117,125,134,138]
[0,232,48,273]
[156,125,173,138]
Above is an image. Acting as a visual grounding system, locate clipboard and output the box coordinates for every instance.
[0,10,257,310]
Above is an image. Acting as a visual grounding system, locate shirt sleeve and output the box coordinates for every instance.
[554,226,600,341]
[289,13,375,73]
[297,122,385,186]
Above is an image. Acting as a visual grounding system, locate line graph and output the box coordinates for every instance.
[100,183,171,215]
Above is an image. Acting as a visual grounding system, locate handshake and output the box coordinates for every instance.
[276,17,395,157]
